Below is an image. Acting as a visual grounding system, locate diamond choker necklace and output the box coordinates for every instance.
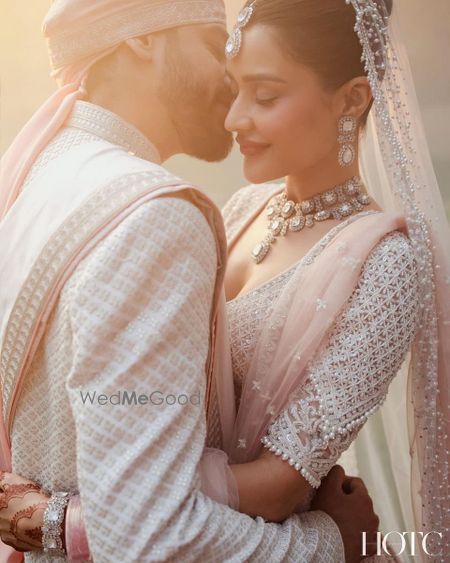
[251,176,372,264]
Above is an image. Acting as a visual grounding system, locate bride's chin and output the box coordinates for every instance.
[243,160,282,185]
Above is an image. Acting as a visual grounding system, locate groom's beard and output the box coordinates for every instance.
[159,46,234,162]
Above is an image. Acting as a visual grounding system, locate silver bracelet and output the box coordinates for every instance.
[42,491,70,557]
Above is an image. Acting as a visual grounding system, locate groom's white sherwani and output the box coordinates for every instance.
[2,101,345,561]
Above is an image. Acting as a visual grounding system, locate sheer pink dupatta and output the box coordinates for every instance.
[212,211,408,464]
[0,55,106,563]
[228,211,408,461]
[0,51,120,223]
[199,289,239,508]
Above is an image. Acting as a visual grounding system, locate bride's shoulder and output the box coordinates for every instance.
[371,229,415,263]
[362,229,418,291]
[221,182,282,225]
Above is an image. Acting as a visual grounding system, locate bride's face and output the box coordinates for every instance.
[225,25,340,184]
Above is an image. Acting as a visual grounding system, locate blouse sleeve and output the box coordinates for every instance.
[261,231,420,488]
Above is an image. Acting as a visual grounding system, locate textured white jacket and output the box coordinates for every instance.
[7,102,344,562]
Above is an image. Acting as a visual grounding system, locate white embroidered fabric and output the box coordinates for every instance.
[20,128,98,192]
[224,184,419,499]
[46,1,225,69]
[21,100,160,194]
[10,108,345,561]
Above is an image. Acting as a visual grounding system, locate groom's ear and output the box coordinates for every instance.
[125,34,155,62]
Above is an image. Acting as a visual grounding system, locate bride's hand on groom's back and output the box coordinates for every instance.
[0,471,49,552]
[311,465,379,563]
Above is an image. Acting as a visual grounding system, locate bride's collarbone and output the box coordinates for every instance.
[226,219,340,302]
[225,199,384,302]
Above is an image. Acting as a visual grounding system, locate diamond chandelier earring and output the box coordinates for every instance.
[338,115,357,167]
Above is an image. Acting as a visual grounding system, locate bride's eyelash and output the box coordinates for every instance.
[255,97,278,106]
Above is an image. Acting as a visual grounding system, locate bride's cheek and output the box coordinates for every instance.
[269,113,300,150]
[254,107,288,140]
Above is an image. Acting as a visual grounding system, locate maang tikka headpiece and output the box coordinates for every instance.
[225,1,256,58]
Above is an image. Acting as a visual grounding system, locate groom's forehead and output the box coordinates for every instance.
[182,22,228,43]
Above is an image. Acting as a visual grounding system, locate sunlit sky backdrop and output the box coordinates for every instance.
[0,0,449,215]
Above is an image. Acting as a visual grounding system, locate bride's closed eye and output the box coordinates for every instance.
[255,93,278,106]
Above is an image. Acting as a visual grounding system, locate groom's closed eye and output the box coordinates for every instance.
[207,39,227,63]
[201,26,228,64]
[225,72,239,99]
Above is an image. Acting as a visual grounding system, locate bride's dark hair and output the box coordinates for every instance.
[241,0,393,124]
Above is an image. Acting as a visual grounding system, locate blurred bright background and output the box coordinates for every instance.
[0,0,449,215]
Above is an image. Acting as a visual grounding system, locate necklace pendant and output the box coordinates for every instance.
[270,219,284,236]
[252,240,270,264]
[266,205,277,219]
[314,210,331,221]
[313,195,323,212]
[332,207,342,220]
[357,193,371,206]
[281,201,295,218]
[301,200,315,214]
[338,202,354,217]
[345,178,360,195]
[305,214,315,228]
[289,215,306,232]
[322,190,338,206]
[350,197,364,211]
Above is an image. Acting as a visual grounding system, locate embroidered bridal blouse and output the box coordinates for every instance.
[224,183,420,496]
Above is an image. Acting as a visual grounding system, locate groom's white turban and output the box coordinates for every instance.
[43,0,226,72]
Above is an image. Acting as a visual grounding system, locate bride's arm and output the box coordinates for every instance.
[258,232,419,494]
[229,448,313,522]
[0,448,312,560]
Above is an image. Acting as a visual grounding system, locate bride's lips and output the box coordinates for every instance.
[237,138,270,156]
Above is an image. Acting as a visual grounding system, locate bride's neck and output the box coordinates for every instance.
[285,159,361,202]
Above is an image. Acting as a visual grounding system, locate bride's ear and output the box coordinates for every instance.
[339,77,373,120]
[124,34,155,62]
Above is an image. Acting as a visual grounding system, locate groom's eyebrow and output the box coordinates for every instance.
[200,25,229,60]
[201,25,229,46]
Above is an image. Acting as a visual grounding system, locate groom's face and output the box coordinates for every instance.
[158,24,234,162]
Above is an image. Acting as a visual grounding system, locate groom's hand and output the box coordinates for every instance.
[311,465,379,562]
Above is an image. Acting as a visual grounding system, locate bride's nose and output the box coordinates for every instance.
[224,98,252,134]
